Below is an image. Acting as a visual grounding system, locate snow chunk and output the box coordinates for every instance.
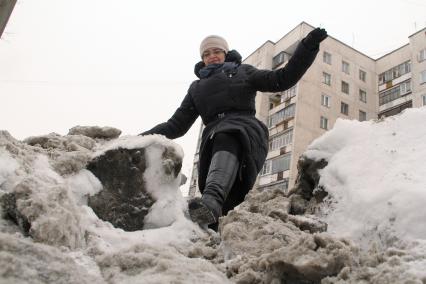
[68,125,121,140]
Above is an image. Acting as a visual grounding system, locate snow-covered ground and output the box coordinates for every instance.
[1,107,426,283]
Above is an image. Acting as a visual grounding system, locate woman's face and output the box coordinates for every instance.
[202,48,226,66]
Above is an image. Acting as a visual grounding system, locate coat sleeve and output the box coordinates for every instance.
[139,91,199,139]
[246,41,319,92]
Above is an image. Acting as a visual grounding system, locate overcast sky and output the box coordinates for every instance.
[1,0,425,181]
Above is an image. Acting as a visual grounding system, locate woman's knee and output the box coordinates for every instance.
[212,132,241,157]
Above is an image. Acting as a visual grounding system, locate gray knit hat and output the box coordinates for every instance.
[199,35,229,57]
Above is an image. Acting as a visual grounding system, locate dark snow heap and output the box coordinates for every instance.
[86,145,182,231]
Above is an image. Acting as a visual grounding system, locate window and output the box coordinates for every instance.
[359,70,366,82]
[379,101,412,118]
[272,154,291,173]
[421,70,426,84]
[400,81,411,94]
[320,116,328,130]
[280,85,297,102]
[261,154,291,175]
[260,160,272,176]
[323,51,332,64]
[269,129,293,151]
[191,166,198,186]
[359,89,367,103]
[323,72,331,85]
[378,61,411,85]
[419,49,426,62]
[422,95,426,106]
[359,110,367,122]
[379,70,392,85]
[342,61,350,74]
[273,52,289,69]
[278,179,289,192]
[268,104,296,127]
[341,102,349,115]
[341,81,349,94]
[261,160,271,175]
[379,80,412,105]
[321,94,331,107]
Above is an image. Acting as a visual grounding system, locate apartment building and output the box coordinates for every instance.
[376,28,426,117]
[188,22,426,196]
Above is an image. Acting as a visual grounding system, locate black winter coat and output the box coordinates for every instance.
[142,40,318,212]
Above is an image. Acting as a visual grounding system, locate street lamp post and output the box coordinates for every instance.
[0,0,17,39]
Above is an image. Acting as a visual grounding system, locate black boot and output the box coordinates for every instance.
[188,151,239,226]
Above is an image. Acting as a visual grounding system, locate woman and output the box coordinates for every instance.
[141,28,327,230]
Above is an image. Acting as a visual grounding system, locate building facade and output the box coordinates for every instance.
[188,22,426,196]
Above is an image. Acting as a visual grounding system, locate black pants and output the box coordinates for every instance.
[211,132,242,158]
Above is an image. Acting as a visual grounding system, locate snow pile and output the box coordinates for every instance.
[207,185,357,283]
[306,108,426,243]
[305,107,426,281]
[210,108,426,283]
[0,129,229,283]
[1,107,426,283]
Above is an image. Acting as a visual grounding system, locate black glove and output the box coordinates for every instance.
[302,28,328,50]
